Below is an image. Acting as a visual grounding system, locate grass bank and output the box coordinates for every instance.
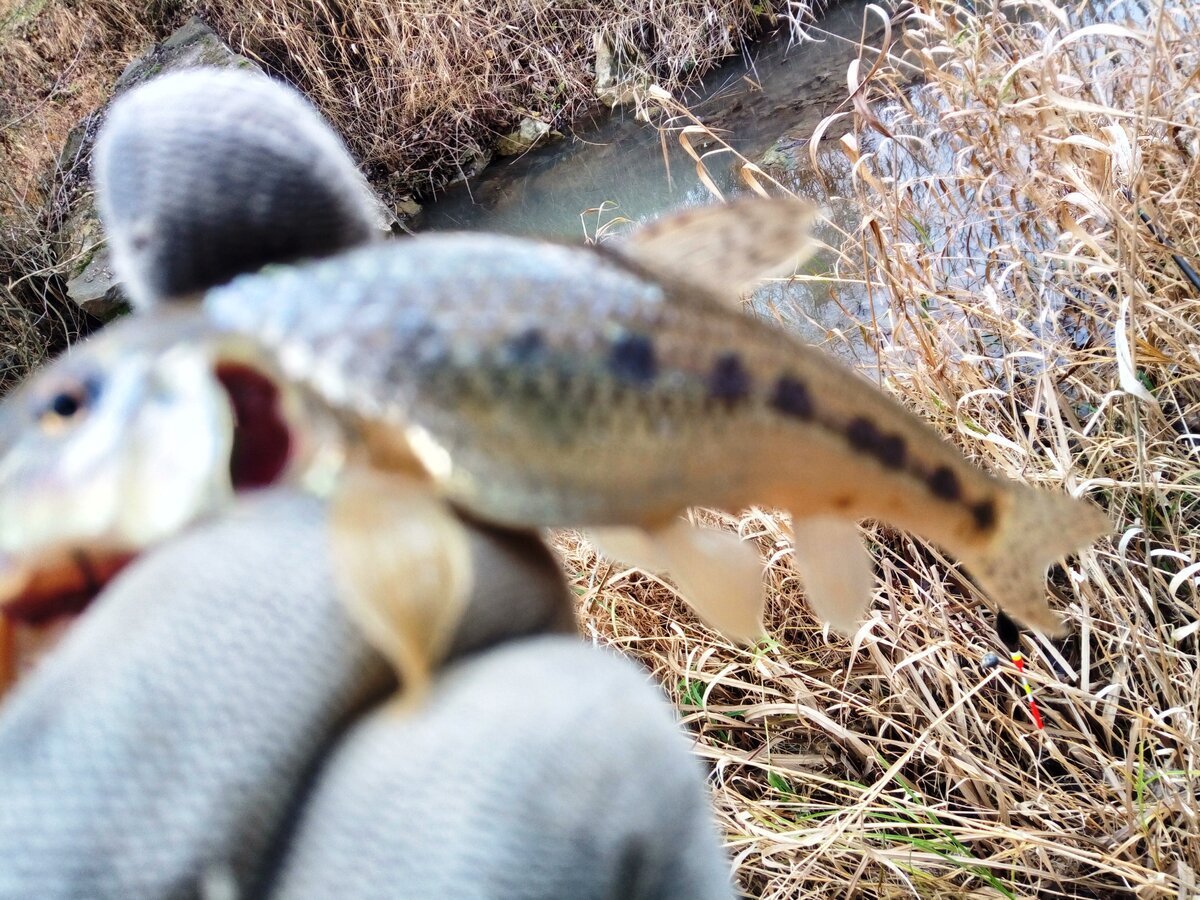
[556,0,1200,895]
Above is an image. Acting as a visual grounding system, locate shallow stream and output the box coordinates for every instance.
[415,0,887,359]
[417,1,879,238]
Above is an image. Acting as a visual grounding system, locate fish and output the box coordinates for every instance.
[0,198,1111,668]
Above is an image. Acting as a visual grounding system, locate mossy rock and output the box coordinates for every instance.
[497,117,561,157]
[113,18,256,97]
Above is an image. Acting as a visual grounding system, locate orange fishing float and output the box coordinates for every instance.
[995,612,1045,731]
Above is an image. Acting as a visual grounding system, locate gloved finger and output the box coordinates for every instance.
[95,68,382,309]
[267,636,735,900]
[0,490,386,899]
[0,488,576,898]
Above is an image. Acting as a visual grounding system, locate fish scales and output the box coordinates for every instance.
[207,233,1005,548]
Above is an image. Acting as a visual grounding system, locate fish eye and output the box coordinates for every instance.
[38,376,100,430]
[50,392,82,417]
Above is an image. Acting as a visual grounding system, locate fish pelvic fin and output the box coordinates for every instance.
[615,196,821,301]
[791,516,875,636]
[957,485,1112,636]
[329,466,473,698]
[590,520,766,644]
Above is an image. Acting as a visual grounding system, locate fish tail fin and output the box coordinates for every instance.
[958,485,1111,635]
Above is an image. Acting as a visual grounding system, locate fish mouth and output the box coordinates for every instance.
[0,550,135,624]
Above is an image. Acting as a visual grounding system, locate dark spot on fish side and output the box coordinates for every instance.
[770,374,813,419]
[972,499,997,531]
[846,417,879,451]
[389,323,445,379]
[507,327,544,364]
[708,353,752,406]
[928,466,961,501]
[405,322,438,349]
[845,417,907,469]
[215,363,292,491]
[876,434,906,469]
[833,495,853,510]
[609,333,658,385]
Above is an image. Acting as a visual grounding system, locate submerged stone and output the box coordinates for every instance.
[497,117,560,157]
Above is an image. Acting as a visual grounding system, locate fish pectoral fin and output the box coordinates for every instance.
[590,521,766,644]
[329,466,473,698]
[615,196,821,302]
[791,516,875,636]
[587,526,672,575]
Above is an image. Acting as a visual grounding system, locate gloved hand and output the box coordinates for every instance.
[0,490,734,899]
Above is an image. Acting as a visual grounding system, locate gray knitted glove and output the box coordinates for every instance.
[94,69,382,309]
[0,491,733,899]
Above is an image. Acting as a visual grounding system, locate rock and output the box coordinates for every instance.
[756,134,807,177]
[394,196,422,219]
[61,205,127,320]
[496,117,559,157]
[112,17,257,94]
[443,147,494,189]
[592,31,646,108]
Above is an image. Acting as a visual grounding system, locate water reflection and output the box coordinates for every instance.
[416,0,889,360]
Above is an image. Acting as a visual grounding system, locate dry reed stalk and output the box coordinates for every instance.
[554,0,1200,896]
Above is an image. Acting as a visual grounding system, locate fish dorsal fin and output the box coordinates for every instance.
[329,466,473,700]
[791,516,875,636]
[590,520,766,643]
[614,196,821,301]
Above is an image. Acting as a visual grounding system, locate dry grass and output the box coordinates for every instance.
[203,0,772,195]
[555,0,1200,896]
[0,0,156,389]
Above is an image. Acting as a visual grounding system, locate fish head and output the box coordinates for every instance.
[0,310,325,622]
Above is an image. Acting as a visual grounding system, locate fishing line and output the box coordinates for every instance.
[1123,188,1200,291]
